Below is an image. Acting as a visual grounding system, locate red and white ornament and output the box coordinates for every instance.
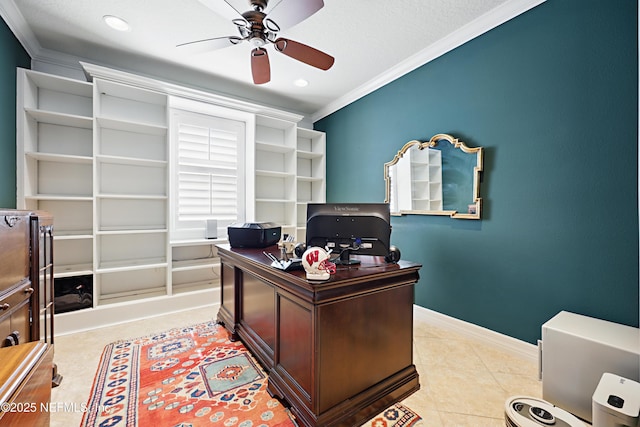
[301,246,336,280]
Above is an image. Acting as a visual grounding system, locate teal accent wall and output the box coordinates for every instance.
[315,0,639,344]
[0,17,30,208]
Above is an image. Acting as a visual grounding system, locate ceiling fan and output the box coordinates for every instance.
[178,0,335,84]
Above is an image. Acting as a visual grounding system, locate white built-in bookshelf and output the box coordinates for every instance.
[295,128,326,242]
[94,79,170,305]
[410,147,442,211]
[16,66,325,333]
[18,70,95,283]
[392,146,442,212]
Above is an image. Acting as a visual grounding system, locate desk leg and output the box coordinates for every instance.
[216,313,239,342]
[218,263,239,341]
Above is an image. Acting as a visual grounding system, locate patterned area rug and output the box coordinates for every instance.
[81,321,422,427]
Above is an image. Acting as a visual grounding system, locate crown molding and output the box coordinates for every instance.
[32,48,89,77]
[2,0,545,124]
[81,62,304,123]
[0,0,41,57]
[311,0,546,123]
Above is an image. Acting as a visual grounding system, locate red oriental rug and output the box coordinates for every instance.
[81,321,422,427]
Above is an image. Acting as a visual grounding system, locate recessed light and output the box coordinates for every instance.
[103,15,130,32]
[294,78,309,88]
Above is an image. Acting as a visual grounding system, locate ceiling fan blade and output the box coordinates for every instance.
[251,48,271,84]
[266,0,324,30]
[196,0,247,24]
[176,36,242,54]
[274,38,334,70]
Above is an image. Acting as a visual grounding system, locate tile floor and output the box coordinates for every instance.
[50,305,542,427]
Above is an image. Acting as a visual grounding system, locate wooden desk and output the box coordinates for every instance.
[216,244,421,427]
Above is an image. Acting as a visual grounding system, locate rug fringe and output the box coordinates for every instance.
[102,319,220,345]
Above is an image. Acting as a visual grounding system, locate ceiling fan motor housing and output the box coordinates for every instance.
[241,10,268,47]
[182,0,333,85]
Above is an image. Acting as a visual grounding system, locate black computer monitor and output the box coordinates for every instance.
[305,203,398,265]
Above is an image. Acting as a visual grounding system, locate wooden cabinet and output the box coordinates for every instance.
[0,342,53,426]
[0,286,32,348]
[30,213,55,346]
[0,211,34,347]
[217,244,420,427]
[0,211,55,349]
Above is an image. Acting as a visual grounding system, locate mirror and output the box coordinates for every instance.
[384,133,483,219]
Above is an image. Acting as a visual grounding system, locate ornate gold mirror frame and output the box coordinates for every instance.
[384,133,484,219]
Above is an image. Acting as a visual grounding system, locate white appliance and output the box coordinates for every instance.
[592,373,640,427]
[540,311,640,423]
[505,396,587,427]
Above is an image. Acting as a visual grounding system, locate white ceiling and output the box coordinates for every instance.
[2,0,543,121]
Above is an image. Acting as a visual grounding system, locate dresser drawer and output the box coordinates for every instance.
[0,213,30,291]
[0,283,33,347]
[0,342,53,426]
[0,300,31,347]
[0,281,34,314]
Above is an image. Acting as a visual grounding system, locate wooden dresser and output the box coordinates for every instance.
[0,341,53,426]
[0,211,33,347]
[0,210,55,348]
[0,210,57,422]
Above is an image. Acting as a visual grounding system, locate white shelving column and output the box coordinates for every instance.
[254,115,297,237]
[16,69,95,280]
[426,149,443,211]
[93,79,169,306]
[410,147,440,211]
[295,128,326,243]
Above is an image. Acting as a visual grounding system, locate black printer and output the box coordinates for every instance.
[228,222,281,248]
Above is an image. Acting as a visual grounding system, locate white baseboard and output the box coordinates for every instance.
[413,305,539,364]
[54,288,219,336]
[54,292,538,367]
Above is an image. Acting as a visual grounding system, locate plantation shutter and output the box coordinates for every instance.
[172,110,245,238]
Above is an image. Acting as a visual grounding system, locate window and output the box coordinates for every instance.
[171,109,246,240]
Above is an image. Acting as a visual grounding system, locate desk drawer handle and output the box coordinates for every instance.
[24,287,34,295]
[0,303,9,311]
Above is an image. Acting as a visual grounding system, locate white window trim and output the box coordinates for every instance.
[169,96,255,242]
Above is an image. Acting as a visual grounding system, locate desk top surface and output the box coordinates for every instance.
[217,244,421,300]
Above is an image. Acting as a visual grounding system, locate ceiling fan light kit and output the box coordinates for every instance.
[180,0,334,84]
